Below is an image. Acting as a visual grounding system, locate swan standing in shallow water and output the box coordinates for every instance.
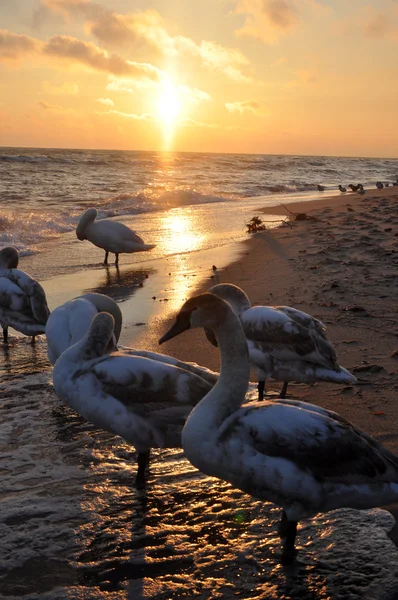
[159,292,398,564]
[0,247,50,343]
[76,208,155,265]
[53,312,217,484]
[207,283,356,400]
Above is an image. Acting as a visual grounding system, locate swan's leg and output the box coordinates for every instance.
[3,326,8,343]
[136,450,150,486]
[278,509,289,537]
[258,380,266,401]
[279,382,288,399]
[103,251,109,266]
[281,520,298,565]
[115,253,119,265]
[31,335,36,345]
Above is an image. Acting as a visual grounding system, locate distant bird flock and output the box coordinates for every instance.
[1,195,398,567]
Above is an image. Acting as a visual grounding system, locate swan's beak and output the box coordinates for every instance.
[159,311,191,344]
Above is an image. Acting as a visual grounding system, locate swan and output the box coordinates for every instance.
[207,283,356,400]
[0,248,50,343]
[159,292,398,564]
[46,292,218,387]
[76,208,155,265]
[46,292,123,365]
[52,312,218,484]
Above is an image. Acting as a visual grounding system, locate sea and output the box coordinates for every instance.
[1,148,398,599]
[1,147,398,274]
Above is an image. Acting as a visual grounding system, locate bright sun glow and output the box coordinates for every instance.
[157,81,181,149]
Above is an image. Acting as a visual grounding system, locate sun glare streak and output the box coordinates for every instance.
[157,80,181,150]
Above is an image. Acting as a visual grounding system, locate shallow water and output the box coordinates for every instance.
[1,339,398,599]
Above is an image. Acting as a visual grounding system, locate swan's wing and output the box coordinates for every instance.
[273,306,327,336]
[242,307,338,370]
[92,354,212,419]
[220,402,398,484]
[1,269,49,324]
[118,346,219,386]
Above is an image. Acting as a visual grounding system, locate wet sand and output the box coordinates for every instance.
[2,187,398,598]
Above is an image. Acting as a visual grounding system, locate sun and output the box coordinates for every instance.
[156,80,181,148]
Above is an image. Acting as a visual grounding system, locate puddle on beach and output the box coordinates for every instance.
[1,340,398,599]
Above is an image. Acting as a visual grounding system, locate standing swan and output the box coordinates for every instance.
[159,292,398,564]
[207,283,356,400]
[76,208,155,265]
[53,312,217,484]
[0,247,50,343]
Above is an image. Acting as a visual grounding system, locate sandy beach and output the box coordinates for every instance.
[2,186,398,598]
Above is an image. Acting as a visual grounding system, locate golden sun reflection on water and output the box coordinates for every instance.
[157,210,207,311]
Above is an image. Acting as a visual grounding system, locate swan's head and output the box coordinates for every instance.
[208,283,251,316]
[159,293,231,345]
[76,208,97,240]
[0,246,19,269]
[80,292,122,344]
[82,311,115,360]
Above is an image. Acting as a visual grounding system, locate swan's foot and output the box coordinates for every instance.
[30,335,36,345]
[103,251,109,266]
[280,519,298,566]
[3,327,8,344]
[135,450,150,487]
[258,380,266,401]
[279,382,288,399]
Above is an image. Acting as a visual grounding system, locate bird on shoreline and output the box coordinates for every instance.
[0,247,50,343]
[159,292,398,564]
[376,182,384,189]
[76,208,155,266]
[349,184,360,192]
[52,311,218,485]
[206,283,356,400]
[317,185,325,192]
[338,185,347,193]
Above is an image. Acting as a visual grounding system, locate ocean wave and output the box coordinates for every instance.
[0,154,51,163]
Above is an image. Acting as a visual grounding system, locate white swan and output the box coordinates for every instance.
[46,292,123,365]
[0,248,50,343]
[76,208,155,265]
[46,292,218,387]
[53,312,217,484]
[159,292,398,564]
[207,283,356,400]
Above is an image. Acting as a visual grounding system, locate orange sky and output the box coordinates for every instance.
[1,0,398,156]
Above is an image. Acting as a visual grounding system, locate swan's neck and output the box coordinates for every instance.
[183,309,250,448]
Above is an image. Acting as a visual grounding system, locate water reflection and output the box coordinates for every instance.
[85,265,154,303]
[158,210,206,256]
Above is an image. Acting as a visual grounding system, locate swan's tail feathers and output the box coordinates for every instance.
[312,365,357,384]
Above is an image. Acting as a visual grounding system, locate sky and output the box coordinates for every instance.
[1,0,398,156]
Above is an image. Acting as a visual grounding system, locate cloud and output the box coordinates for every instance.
[96,97,114,106]
[43,36,165,80]
[37,100,75,112]
[38,0,253,81]
[234,0,298,43]
[99,109,155,120]
[42,80,79,94]
[176,85,211,104]
[362,9,398,39]
[225,100,260,114]
[0,29,166,84]
[0,29,41,59]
